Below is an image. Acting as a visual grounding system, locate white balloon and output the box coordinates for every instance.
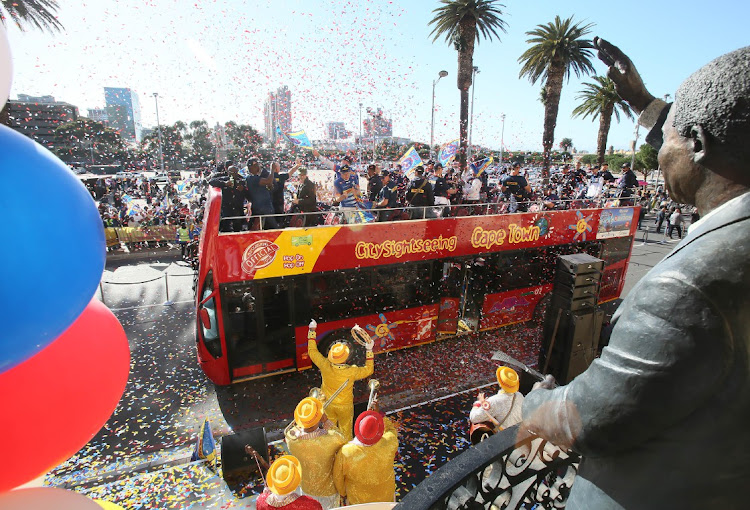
[0,22,12,108]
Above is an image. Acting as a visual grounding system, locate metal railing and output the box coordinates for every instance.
[394,425,579,510]
[216,194,643,232]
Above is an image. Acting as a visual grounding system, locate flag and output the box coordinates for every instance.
[121,194,133,203]
[398,146,424,180]
[177,181,186,192]
[276,126,290,144]
[286,130,313,149]
[191,419,217,470]
[471,157,493,176]
[438,140,459,167]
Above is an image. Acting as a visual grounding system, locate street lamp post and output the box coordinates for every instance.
[430,70,448,161]
[357,103,362,170]
[499,113,506,167]
[468,66,480,162]
[153,93,165,173]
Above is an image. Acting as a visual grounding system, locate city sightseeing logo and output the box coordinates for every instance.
[242,240,279,275]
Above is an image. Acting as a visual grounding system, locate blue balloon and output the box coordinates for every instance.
[0,125,105,371]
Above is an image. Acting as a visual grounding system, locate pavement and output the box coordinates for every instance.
[43,210,689,507]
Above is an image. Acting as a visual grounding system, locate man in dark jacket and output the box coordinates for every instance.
[618,162,640,204]
[208,165,250,232]
[523,40,750,510]
[292,167,318,227]
[366,164,383,202]
[406,165,434,219]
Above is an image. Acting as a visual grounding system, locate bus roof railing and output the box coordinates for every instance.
[213,193,644,232]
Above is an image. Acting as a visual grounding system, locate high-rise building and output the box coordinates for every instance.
[0,94,79,151]
[326,122,351,140]
[263,85,292,143]
[104,87,142,143]
[87,107,109,124]
[363,108,392,139]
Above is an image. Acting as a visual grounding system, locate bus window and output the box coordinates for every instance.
[198,271,222,359]
[601,237,632,265]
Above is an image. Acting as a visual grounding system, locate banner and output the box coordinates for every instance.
[398,146,424,180]
[190,419,217,471]
[285,130,313,149]
[438,139,459,167]
[471,157,493,176]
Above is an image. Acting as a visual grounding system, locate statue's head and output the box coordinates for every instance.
[660,46,750,204]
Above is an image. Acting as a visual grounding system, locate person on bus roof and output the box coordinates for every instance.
[307,320,374,441]
[208,165,250,232]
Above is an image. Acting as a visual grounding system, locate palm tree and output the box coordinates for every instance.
[572,76,633,165]
[428,0,507,170]
[1,0,63,32]
[518,15,594,179]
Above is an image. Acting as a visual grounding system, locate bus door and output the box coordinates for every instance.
[458,257,487,334]
[437,262,462,336]
[223,279,296,381]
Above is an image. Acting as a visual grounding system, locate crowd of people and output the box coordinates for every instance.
[83,152,691,241]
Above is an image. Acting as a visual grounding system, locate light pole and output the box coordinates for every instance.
[357,103,362,170]
[499,113,506,167]
[468,66,480,161]
[153,93,165,173]
[430,70,448,161]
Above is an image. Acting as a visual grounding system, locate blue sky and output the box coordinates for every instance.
[4,0,748,153]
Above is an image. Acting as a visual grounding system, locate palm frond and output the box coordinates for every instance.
[1,0,63,32]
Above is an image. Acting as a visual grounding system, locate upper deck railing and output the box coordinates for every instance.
[212,194,641,233]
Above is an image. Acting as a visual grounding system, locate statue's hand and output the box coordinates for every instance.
[531,374,557,392]
[594,37,655,114]
[364,338,375,351]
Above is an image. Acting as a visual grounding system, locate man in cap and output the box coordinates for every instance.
[617,161,640,204]
[333,408,398,505]
[307,320,374,441]
[523,39,750,509]
[332,164,362,224]
[374,169,397,222]
[501,163,532,211]
[285,397,346,509]
[256,455,322,510]
[405,165,434,219]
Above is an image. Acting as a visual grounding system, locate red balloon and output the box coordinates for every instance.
[0,300,130,492]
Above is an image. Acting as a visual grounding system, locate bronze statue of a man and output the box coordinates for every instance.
[523,40,750,509]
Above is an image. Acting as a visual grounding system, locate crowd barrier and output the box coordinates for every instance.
[104,226,181,247]
[99,262,196,309]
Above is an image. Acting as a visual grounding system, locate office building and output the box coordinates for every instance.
[87,107,109,124]
[0,94,79,151]
[263,85,292,143]
[104,87,142,143]
[326,121,351,140]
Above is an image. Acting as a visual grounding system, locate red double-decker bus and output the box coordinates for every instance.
[195,189,638,385]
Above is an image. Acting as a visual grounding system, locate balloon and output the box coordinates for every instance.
[0,487,102,510]
[0,22,11,108]
[0,124,106,371]
[0,300,130,492]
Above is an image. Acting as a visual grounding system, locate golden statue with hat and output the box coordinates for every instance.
[332,405,399,506]
[256,455,323,510]
[307,319,374,441]
[468,366,525,444]
[284,396,346,509]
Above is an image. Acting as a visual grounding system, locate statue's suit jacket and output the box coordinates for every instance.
[523,192,750,509]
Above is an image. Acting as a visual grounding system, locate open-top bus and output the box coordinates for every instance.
[195,188,638,385]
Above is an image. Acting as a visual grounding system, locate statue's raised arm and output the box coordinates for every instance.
[594,37,656,114]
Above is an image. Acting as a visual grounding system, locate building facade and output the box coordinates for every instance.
[104,87,142,143]
[326,121,351,140]
[263,85,292,143]
[0,94,79,151]
[363,108,392,140]
[87,107,109,124]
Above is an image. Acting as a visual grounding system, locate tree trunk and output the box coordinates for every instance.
[542,59,565,182]
[597,104,613,166]
[456,19,476,171]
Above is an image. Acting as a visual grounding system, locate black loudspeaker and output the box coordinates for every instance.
[221,427,268,483]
